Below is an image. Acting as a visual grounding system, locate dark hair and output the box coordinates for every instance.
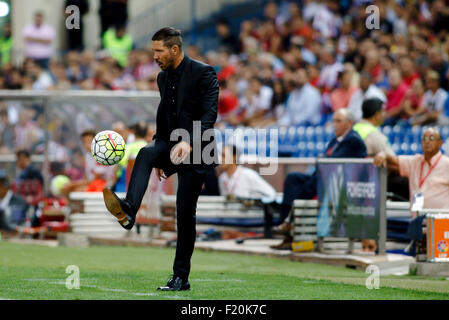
[362,98,383,119]
[134,121,148,139]
[0,175,9,188]
[80,129,96,139]
[250,75,263,83]
[152,27,183,51]
[216,17,230,26]
[16,149,31,159]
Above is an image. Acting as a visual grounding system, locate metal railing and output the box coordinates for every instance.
[0,90,161,193]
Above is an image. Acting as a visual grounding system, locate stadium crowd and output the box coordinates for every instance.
[0,1,448,129]
[1,0,449,247]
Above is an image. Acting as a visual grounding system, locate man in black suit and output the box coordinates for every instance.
[271,108,367,249]
[103,27,219,291]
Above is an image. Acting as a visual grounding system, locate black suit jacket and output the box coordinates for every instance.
[324,129,367,158]
[153,55,219,174]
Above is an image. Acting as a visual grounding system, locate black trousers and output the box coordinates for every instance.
[125,139,207,281]
[281,171,317,223]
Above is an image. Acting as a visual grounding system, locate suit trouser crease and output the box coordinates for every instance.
[125,139,206,281]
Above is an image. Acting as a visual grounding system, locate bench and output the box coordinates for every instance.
[68,192,161,237]
[292,199,412,243]
[159,195,282,236]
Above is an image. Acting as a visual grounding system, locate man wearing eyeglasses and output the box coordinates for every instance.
[374,127,449,217]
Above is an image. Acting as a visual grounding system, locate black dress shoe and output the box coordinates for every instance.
[103,188,135,230]
[157,276,190,291]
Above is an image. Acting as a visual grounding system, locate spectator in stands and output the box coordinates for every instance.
[28,60,54,91]
[216,18,240,54]
[329,69,358,112]
[22,11,55,70]
[218,145,276,200]
[411,70,448,126]
[0,170,30,231]
[217,78,240,126]
[427,46,449,90]
[278,68,321,127]
[312,0,342,39]
[239,76,273,127]
[353,98,393,157]
[317,45,344,91]
[399,56,420,87]
[15,149,43,226]
[102,24,134,67]
[402,78,425,120]
[347,72,386,122]
[271,109,367,250]
[0,23,12,67]
[384,68,409,126]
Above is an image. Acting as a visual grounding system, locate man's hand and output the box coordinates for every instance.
[155,168,168,181]
[373,151,387,167]
[170,141,192,165]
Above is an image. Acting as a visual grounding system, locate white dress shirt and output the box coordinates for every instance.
[219,166,276,199]
[347,84,387,122]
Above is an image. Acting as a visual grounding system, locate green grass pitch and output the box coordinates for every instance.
[0,241,448,300]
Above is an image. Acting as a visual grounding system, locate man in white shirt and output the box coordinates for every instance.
[312,1,342,38]
[239,76,273,127]
[318,47,344,90]
[22,11,55,70]
[411,70,448,126]
[218,145,276,200]
[278,68,322,126]
[347,72,387,122]
[30,61,54,91]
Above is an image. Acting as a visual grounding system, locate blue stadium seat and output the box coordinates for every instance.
[314,126,325,142]
[392,125,405,142]
[305,126,315,143]
[400,142,410,155]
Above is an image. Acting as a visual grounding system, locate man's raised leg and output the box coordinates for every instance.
[103,140,170,229]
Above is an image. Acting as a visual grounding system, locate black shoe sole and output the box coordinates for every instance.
[103,188,134,230]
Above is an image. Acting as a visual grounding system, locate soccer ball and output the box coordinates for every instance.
[91,130,126,166]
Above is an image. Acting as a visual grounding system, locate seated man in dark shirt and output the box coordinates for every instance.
[0,170,30,231]
[272,109,367,249]
[16,149,44,207]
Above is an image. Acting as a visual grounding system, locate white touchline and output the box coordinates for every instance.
[50,281,187,299]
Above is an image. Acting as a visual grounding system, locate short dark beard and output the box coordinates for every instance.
[165,52,177,71]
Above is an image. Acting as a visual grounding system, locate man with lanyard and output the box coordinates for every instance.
[374,127,449,217]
